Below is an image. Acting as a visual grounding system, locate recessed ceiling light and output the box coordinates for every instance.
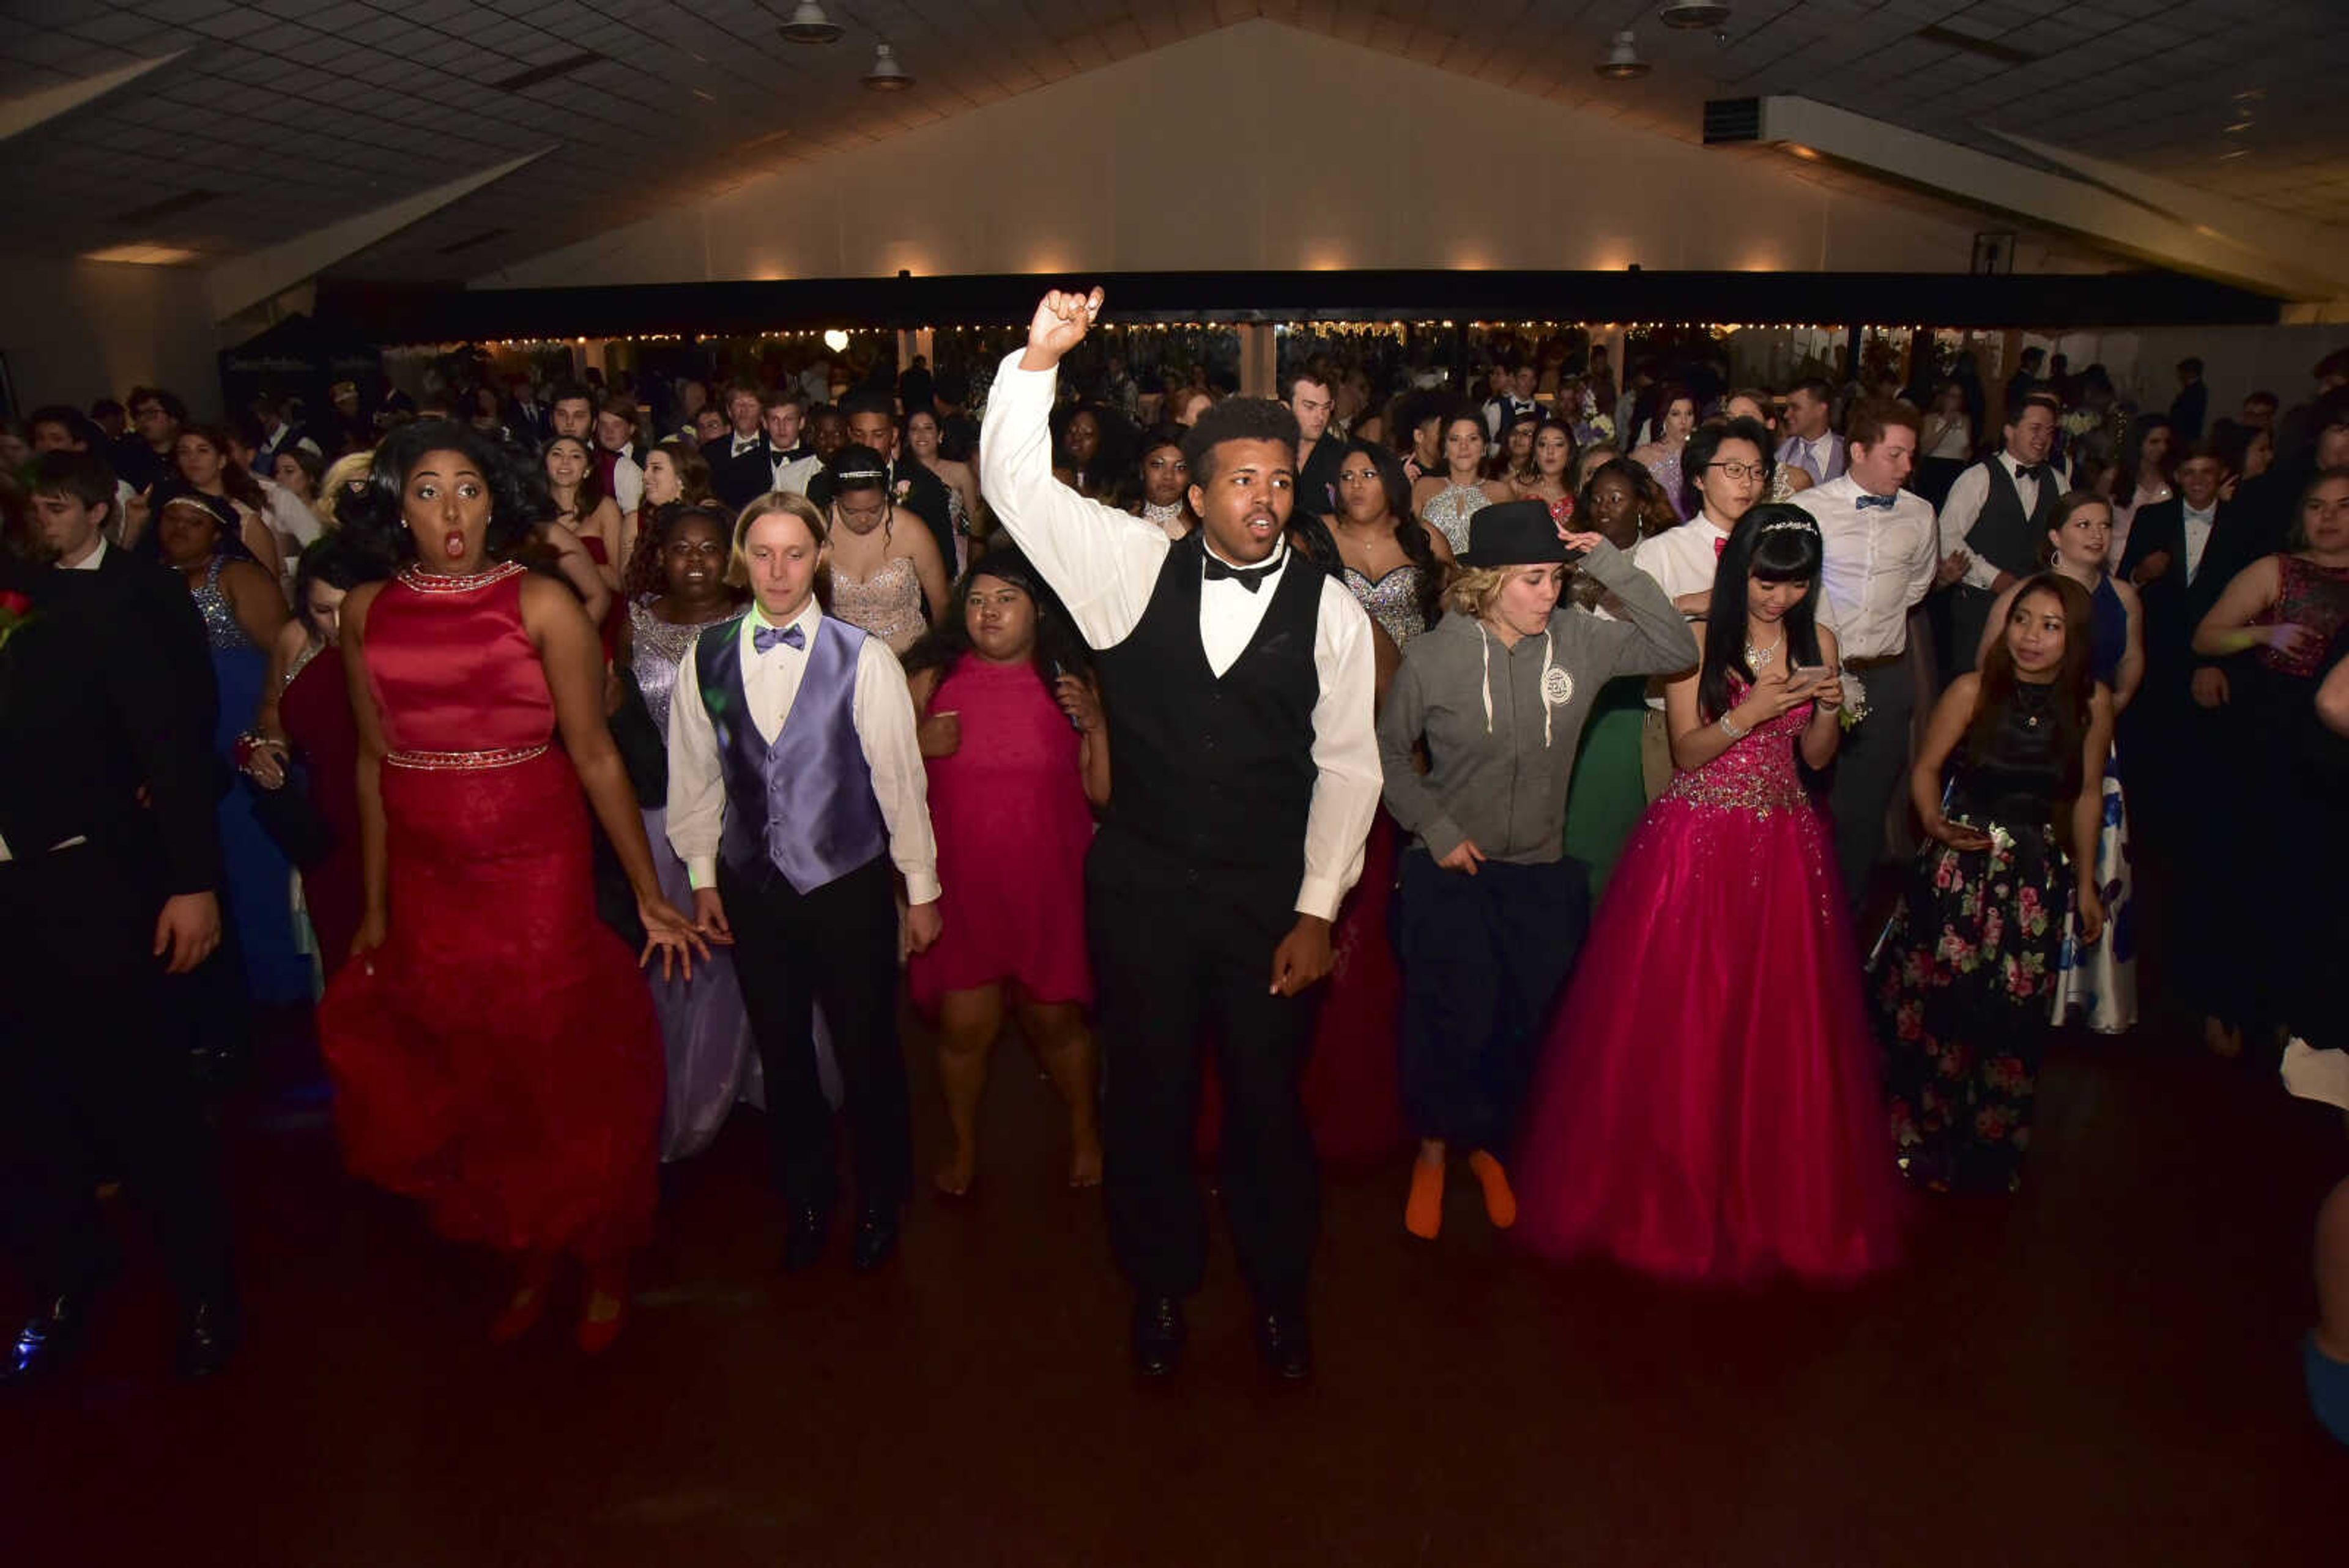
[863,40,913,91]
[779,2,843,44]
[83,243,198,265]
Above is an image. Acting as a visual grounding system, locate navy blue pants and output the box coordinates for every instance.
[1394,848,1589,1156]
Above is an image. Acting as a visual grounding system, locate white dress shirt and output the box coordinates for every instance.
[1630,515,1730,711]
[2182,502,2218,584]
[978,349,1380,921]
[1796,474,1939,661]
[774,452,823,497]
[1939,451,2066,591]
[664,598,940,904]
[609,449,644,519]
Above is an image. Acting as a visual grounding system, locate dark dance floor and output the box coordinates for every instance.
[4,999,2342,1566]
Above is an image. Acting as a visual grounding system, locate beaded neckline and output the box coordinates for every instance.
[398,560,525,593]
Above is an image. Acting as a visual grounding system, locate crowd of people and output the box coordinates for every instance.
[2,295,2343,1438]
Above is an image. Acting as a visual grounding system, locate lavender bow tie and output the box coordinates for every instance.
[753,623,806,654]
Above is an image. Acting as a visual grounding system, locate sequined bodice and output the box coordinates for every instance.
[1423,484,1491,553]
[629,598,737,735]
[1342,563,1428,650]
[190,555,254,652]
[1642,449,1689,520]
[2258,554,2349,679]
[1661,677,1812,814]
[828,554,925,650]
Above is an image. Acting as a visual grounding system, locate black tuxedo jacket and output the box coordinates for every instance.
[806,457,957,580]
[0,548,220,896]
[2118,497,2262,697]
[707,431,779,511]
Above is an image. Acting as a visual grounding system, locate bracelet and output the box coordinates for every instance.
[1717,713,1750,741]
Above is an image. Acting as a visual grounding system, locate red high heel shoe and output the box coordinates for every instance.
[575,1261,629,1356]
[489,1254,558,1345]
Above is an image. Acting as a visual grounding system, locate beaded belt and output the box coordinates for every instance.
[384,743,548,771]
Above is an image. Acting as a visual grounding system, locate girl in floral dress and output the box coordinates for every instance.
[1871,573,2112,1194]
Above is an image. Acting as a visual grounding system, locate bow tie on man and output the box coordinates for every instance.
[753,623,806,654]
[732,434,762,458]
[2014,463,2047,483]
[1203,553,1280,593]
[1855,493,1900,511]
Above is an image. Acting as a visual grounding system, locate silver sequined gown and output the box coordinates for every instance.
[629,599,762,1159]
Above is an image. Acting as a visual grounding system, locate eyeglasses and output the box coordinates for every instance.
[1707,461,1768,482]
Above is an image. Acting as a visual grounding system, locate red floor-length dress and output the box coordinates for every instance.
[317,562,662,1260]
[1513,685,1904,1284]
[275,641,364,973]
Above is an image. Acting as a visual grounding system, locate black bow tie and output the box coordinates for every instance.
[1203,553,1280,593]
[2015,463,2046,482]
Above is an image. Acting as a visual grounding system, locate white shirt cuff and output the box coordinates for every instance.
[1294,875,1342,924]
[686,855,718,891]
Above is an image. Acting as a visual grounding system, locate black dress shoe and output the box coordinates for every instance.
[174,1296,241,1380]
[1255,1310,1312,1383]
[851,1203,900,1272]
[2,1293,98,1383]
[782,1204,829,1273]
[1130,1296,1185,1378]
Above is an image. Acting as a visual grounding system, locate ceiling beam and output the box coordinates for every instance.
[206,150,552,322]
[0,51,187,141]
[1720,95,2344,301]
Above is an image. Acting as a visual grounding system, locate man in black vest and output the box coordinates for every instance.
[2,450,239,1380]
[1935,393,2066,675]
[982,288,1381,1381]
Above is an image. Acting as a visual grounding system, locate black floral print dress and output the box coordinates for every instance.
[1870,680,2074,1193]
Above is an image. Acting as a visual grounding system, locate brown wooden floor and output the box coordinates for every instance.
[4,998,2343,1566]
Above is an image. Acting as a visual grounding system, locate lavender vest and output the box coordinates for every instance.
[696,611,888,893]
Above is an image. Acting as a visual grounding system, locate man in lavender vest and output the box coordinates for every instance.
[666,492,941,1274]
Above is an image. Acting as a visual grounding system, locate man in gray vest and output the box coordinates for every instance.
[1935,393,2067,674]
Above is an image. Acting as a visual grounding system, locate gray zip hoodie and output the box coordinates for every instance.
[1376,538,1696,864]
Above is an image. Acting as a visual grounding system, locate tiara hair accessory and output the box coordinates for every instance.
[832,466,888,483]
[1757,516,1819,535]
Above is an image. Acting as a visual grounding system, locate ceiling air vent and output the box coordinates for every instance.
[1703,98,1762,144]
[437,228,510,255]
[490,51,604,92]
[1917,23,2039,67]
[113,188,221,226]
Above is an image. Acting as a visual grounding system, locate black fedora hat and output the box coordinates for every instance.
[1458,499,1570,568]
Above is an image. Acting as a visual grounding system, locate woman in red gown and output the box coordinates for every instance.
[1513,505,1904,1285]
[318,422,706,1353]
[247,531,386,976]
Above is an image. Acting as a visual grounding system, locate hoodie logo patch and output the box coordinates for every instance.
[1543,667,1573,707]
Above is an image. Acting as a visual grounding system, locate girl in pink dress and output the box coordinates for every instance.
[1514,505,1904,1284]
[905,548,1110,1195]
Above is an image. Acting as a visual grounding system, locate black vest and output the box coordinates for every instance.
[1093,534,1323,877]
[1969,457,2057,577]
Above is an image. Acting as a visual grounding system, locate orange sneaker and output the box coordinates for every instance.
[1405,1156,1444,1240]
[1468,1150,1517,1229]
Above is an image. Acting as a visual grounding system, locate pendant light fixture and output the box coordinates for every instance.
[1594,30,1652,80]
[862,40,914,91]
[779,2,843,44]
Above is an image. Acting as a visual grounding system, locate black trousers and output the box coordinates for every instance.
[719,854,910,1214]
[1946,584,1995,678]
[0,841,231,1303]
[1393,849,1588,1156]
[1827,653,1918,916]
[1089,830,1318,1314]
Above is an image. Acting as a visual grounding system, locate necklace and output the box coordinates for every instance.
[1745,632,1783,671]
